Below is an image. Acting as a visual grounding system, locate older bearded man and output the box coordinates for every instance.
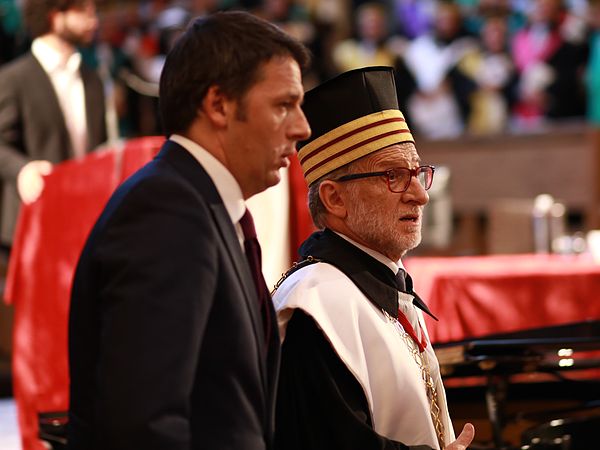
[272,67,475,450]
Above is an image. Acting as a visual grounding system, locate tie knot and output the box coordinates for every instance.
[395,268,407,292]
[239,209,257,240]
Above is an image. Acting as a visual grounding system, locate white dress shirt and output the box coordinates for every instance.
[32,38,88,159]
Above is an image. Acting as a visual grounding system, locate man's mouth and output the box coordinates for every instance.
[399,214,420,223]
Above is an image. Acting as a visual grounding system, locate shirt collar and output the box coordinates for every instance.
[334,231,405,275]
[32,38,81,74]
[170,134,246,225]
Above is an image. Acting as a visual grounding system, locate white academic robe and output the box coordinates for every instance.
[274,262,455,449]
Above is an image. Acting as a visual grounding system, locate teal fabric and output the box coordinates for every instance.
[586,32,600,125]
[0,0,21,34]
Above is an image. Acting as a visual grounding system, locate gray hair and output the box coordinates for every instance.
[307,163,355,229]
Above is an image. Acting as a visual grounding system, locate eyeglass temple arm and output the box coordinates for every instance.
[335,171,390,182]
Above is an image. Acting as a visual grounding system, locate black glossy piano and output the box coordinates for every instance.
[433,320,600,450]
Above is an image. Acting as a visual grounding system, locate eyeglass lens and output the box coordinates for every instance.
[388,167,433,192]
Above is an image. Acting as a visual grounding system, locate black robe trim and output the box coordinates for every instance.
[299,228,437,320]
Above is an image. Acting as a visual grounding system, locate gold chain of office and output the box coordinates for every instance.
[383,310,446,450]
[270,256,321,296]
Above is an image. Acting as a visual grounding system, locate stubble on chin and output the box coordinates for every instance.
[266,168,283,188]
[346,201,422,259]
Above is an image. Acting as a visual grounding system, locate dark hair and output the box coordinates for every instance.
[24,0,91,38]
[159,11,311,136]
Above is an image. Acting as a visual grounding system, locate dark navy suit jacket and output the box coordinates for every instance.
[68,140,280,450]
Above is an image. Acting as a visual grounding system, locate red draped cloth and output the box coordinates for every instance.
[404,254,600,343]
[4,137,163,450]
[3,136,313,450]
[287,154,313,260]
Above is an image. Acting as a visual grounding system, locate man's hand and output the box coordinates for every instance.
[444,423,475,450]
[17,160,53,204]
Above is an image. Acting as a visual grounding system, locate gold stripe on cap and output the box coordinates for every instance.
[298,110,414,185]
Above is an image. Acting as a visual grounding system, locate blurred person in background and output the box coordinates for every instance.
[332,2,397,73]
[459,0,526,35]
[458,11,518,135]
[399,1,477,139]
[256,0,319,85]
[300,0,353,81]
[0,0,106,247]
[257,0,314,46]
[511,0,588,127]
[389,0,436,40]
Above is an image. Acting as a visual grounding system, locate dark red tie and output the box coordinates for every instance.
[239,209,271,345]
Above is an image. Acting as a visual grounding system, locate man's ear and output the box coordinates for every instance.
[319,180,347,219]
[200,85,232,128]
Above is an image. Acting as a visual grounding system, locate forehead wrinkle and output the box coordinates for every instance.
[357,143,419,171]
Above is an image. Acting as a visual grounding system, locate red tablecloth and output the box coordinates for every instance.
[404,254,600,344]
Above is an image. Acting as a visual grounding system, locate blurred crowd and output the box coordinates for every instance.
[2,0,600,140]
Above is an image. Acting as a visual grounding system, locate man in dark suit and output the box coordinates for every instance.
[0,0,106,246]
[67,11,311,450]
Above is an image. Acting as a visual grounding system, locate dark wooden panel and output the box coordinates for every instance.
[417,123,595,216]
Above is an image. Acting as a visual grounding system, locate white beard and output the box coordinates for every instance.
[345,189,422,259]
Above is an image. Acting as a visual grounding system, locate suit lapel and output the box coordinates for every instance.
[157,141,269,386]
[209,202,267,359]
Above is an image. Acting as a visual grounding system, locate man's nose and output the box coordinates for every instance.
[289,108,311,142]
[402,175,429,205]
